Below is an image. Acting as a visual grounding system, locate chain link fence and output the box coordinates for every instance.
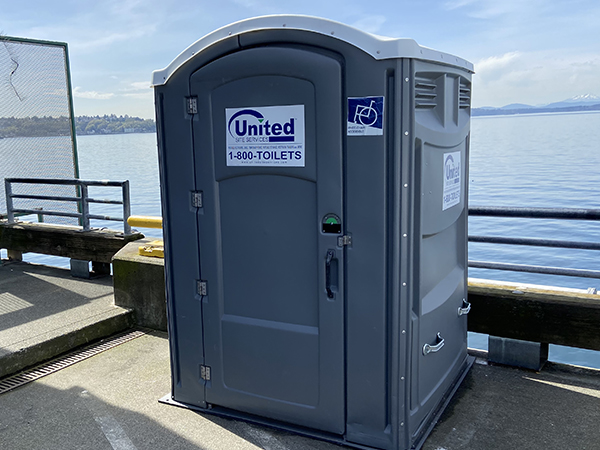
[0,36,79,224]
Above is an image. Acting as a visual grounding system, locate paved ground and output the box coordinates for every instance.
[1,331,599,450]
[0,261,132,377]
[2,260,600,450]
[424,359,600,450]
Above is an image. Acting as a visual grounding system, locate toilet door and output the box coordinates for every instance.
[191,46,345,434]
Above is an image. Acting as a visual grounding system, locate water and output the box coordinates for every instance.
[1,133,163,266]
[469,111,600,368]
[469,111,600,291]
[0,135,78,221]
[76,133,163,236]
[3,112,600,368]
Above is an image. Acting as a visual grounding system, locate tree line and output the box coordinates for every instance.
[75,115,156,135]
[0,115,156,138]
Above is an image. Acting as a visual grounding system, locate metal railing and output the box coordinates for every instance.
[4,178,132,235]
[468,206,600,279]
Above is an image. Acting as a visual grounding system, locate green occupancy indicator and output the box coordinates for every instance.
[322,214,342,234]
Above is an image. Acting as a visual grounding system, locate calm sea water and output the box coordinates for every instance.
[469,111,600,368]
[469,111,600,290]
[3,112,600,368]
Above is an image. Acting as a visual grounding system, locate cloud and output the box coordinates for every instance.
[108,0,145,16]
[73,87,114,100]
[472,51,600,107]
[119,81,151,92]
[232,0,262,7]
[72,27,157,52]
[443,0,543,20]
[130,81,150,90]
[475,51,522,77]
[117,81,152,99]
[444,0,478,10]
[468,4,514,20]
[122,91,153,100]
[351,15,386,34]
[231,0,280,14]
[73,80,151,103]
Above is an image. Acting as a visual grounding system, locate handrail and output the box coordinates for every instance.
[4,177,132,235]
[127,215,162,229]
[468,206,600,280]
[469,236,600,251]
[468,206,600,220]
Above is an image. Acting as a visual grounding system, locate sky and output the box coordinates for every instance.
[1,0,599,118]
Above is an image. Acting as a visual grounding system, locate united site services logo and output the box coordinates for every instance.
[442,151,461,211]
[228,109,297,143]
[444,154,460,183]
[225,105,305,167]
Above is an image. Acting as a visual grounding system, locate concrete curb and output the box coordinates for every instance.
[0,308,134,379]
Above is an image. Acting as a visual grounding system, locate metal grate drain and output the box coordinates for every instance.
[0,329,146,395]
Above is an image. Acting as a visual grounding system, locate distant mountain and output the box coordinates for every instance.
[545,94,600,109]
[499,103,533,110]
[473,94,600,117]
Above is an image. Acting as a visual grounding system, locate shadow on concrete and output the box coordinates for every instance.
[2,326,600,450]
[0,331,343,450]
[196,410,345,450]
[0,383,206,450]
[0,261,113,332]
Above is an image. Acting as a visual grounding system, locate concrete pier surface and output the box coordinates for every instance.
[2,260,600,450]
[0,261,133,378]
[1,332,599,450]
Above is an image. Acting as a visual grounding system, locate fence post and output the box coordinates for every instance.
[80,182,90,231]
[5,179,15,223]
[122,181,132,235]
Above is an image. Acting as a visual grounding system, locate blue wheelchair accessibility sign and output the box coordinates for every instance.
[347,96,384,136]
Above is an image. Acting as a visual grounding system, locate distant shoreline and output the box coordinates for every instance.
[0,115,156,139]
[473,103,600,117]
[76,129,156,136]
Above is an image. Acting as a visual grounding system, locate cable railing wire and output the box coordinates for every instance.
[468,206,600,279]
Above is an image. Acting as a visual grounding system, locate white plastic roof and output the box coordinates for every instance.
[152,15,474,86]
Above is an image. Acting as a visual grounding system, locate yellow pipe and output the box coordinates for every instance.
[127,215,163,229]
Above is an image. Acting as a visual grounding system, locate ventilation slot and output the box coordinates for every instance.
[459,79,471,109]
[415,78,437,109]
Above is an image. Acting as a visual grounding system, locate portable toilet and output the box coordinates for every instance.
[152,15,474,450]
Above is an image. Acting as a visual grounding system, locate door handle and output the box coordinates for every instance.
[458,298,471,316]
[325,249,335,299]
[423,332,445,355]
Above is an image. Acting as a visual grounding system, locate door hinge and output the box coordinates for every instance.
[338,235,352,247]
[200,365,211,381]
[191,191,203,208]
[186,96,198,115]
[197,280,208,296]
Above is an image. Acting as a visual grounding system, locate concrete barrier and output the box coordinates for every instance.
[112,238,167,331]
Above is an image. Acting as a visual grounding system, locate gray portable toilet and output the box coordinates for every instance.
[152,15,474,450]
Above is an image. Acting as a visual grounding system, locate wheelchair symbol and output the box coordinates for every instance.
[353,100,378,126]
